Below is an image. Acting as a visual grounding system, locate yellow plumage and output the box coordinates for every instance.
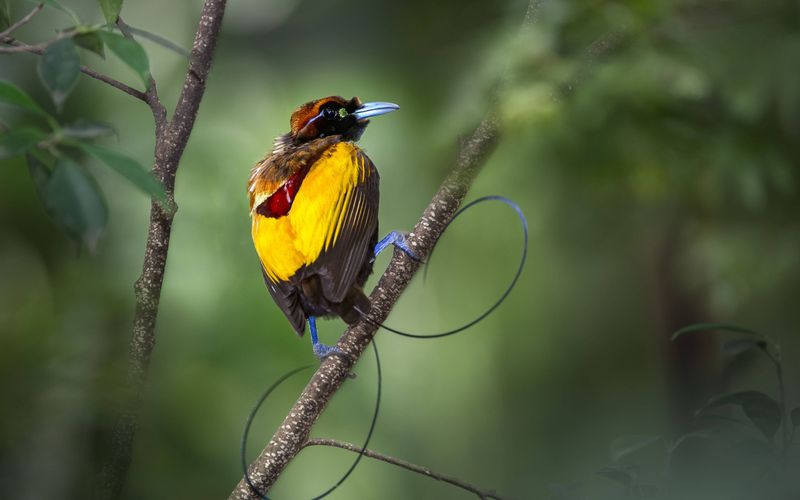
[251,141,369,282]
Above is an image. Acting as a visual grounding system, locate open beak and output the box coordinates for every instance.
[352,101,399,121]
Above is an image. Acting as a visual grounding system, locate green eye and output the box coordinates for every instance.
[338,107,348,118]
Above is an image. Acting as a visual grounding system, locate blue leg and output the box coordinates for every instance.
[374,231,419,260]
[309,316,344,360]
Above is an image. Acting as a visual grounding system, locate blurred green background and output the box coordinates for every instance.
[2,0,800,498]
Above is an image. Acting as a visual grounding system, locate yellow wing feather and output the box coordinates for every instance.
[251,142,369,282]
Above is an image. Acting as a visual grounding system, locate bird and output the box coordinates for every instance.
[247,96,413,358]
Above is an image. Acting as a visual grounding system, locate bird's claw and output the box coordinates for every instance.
[374,230,420,261]
[313,342,348,361]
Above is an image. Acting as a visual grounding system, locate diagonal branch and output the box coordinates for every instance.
[96,1,228,498]
[230,109,500,500]
[227,1,552,497]
[304,438,507,500]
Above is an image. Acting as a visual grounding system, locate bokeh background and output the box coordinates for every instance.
[2,0,800,498]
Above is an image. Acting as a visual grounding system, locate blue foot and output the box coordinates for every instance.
[374,231,420,260]
[313,342,345,359]
[308,316,346,360]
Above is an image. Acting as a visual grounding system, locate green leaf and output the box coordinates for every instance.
[44,158,108,251]
[791,408,800,430]
[73,32,105,58]
[26,153,52,204]
[97,31,150,87]
[62,119,116,140]
[37,38,81,111]
[79,143,165,202]
[25,0,80,24]
[0,0,11,31]
[0,80,51,117]
[610,435,661,462]
[698,391,781,441]
[114,24,190,59]
[0,127,47,159]
[722,338,768,357]
[672,323,764,342]
[99,0,123,24]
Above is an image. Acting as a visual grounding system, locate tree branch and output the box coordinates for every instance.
[0,8,150,102]
[80,64,148,103]
[95,0,228,498]
[116,17,167,133]
[0,3,43,40]
[0,38,148,102]
[303,438,507,500]
[230,110,499,499]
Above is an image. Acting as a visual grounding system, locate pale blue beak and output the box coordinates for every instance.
[352,101,399,120]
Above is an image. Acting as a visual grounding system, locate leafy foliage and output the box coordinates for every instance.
[696,391,782,441]
[0,127,46,159]
[41,158,108,251]
[99,0,124,24]
[582,324,799,499]
[79,143,165,203]
[97,31,150,87]
[61,119,116,140]
[115,24,190,59]
[0,0,167,250]
[73,31,106,59]
[26,0,80,24]
[0,0,11,31]
[0,79,51,117]
[37,38,80,110]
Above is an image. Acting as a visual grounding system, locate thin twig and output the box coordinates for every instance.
[0,26,78,51]
[304,438,507,500]
[116,17,167,133]
[0,3,43,40]
[0,40,47,52]
[80,63,148,103]
[0,38,147,102]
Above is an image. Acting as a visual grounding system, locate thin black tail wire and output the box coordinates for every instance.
[240,341,382,500]
[241,194,526,497]
[357,195,528,339]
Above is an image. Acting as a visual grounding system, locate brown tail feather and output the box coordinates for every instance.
[337,287,370,324]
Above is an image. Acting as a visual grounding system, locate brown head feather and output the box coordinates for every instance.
[290,96,363,139]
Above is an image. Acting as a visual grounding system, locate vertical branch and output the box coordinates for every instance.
[97,1,228,498]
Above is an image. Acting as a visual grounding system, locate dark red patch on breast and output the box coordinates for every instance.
[256,168,309,218]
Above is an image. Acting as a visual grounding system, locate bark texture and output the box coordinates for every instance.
[97,1,228,498]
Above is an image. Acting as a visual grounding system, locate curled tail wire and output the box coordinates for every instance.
[240,341,382,500]
[240,195,525,498]
[357,195,528,338]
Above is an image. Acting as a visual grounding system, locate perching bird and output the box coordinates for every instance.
[248,96,412,358]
